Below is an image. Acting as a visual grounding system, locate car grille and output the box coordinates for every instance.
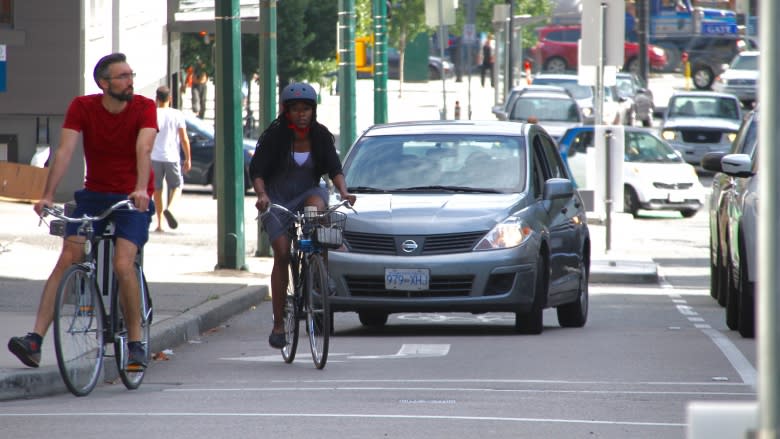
[653,182,694,190]
[343,231,486,255]
[345,275,474,297]
[680,129,726,143]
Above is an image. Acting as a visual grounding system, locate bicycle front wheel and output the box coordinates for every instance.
[306,253,330,369]
[54,265,105,397]
[282,239,301,363]
[112,263,151,389]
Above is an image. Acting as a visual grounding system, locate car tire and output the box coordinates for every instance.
[658,45,681,73]
[710,240,723,302]
[737,241,755,338]
[725,255,740,331]
[680,209,697,218]
[515,254,547,335]
[624,185,640,218]
[624,58,639,76]
[692,66,714,90]
[358,311,389,328]
[544,57,568,73]
[428,65,440,80]
[556,256,588,328]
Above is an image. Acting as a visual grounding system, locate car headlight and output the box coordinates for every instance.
[727,132,737,143]
[581,107,593,117]
[661,130,676,141]
[474,216,532,250]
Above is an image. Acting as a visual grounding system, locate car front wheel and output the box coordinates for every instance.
[516,254,547,334]
[692,66,714,90]
[557,256,589,328]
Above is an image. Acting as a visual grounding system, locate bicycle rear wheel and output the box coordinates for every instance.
[306,253,330,369]
[112,263,151,389]
[53,265,105,397]
[282,240,301,363]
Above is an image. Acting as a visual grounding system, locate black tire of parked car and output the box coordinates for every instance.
[725,256,740,331]
[624,185,640,218]
[737,240,755,338]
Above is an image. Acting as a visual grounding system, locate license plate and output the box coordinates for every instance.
[385,268,430,291]
[668,192,685,203]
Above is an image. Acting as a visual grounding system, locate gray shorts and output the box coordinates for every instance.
[152,160,183,190]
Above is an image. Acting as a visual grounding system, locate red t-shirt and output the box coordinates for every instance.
[63,94,158,196]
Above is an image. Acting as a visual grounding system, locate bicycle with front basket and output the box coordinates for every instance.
[260,199,354,369]
[41,199,152,396]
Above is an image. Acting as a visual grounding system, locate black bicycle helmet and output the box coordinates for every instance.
[281,82,317,107]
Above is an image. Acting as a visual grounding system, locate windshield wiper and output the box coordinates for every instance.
[394,185,501,193]
[348,186,389,193]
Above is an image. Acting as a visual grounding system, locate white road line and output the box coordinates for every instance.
[0,411,686,427]
[350,344,450,359]
[701,328,757,389]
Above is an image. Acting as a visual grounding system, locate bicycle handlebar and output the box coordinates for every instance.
[259,198,356,220]
[42,199,136,224]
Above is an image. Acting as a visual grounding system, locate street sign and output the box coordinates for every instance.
[463,23,477,44]
[0,45,6,93]
[425,0,456,27]
[580,0,624,67]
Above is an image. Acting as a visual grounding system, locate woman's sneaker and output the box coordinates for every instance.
[8,333,42,368]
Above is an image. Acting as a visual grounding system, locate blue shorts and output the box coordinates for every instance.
[65,189,155,249]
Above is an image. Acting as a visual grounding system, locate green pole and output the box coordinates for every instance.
[214,0,246,270]
[373,0,388,124]
[255,0,277,257]
[338,0,357,156]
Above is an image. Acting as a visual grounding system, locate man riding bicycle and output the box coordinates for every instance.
[7,53,157,371]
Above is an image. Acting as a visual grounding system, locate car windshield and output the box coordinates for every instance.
[532,78,592,99]
[511,96,580,122]
[345,134,526,192]
[731,54,758,70]
[668,96,740,120]
[624,131,683,163]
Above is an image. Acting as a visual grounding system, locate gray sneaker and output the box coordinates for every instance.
[127,342,147,371]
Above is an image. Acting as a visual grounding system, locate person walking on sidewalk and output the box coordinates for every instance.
[481,34,495,88]
[7,53,157,370]
[191,67,208,119]
[249,82,356,349]
[151,85,191,232]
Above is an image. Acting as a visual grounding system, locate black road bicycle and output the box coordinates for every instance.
[260,200,353,369]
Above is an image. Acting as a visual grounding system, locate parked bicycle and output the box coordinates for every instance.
[41,199,152,396]
[260,199,354,369]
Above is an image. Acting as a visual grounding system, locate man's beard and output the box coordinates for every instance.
[108,88,133,102]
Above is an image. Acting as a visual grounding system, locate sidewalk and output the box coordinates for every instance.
[0,75,658,401]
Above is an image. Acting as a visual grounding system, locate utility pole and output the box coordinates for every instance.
[373,0,388,124]
[255,0,277,257]
[338,0,357,156]
[636,0,649,84]
[214,0,246,270]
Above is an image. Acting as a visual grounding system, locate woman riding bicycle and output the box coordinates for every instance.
[249,82,355,349]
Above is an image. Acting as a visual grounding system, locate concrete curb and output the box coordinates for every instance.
[590,259,659,284]
[0,284,267,401]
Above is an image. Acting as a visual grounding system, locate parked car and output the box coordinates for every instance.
[615,72,655,127]
[712,51,759,108]
[660,91,742,166]
[559,126,704,218]
[701,110,759,338]
[507,89,583,142]
[702,109,757,309]
[530,73,626,125]
[492,84,574,121]
[386,47,454,80]
[329,120,591,334]
[529,24,668,74]
[684,35,758,90]
[183,113,256,194]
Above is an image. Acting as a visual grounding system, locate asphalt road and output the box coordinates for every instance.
[0,190,756,439]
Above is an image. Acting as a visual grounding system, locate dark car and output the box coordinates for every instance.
[386,47,454,80]
[183,113,256,194]
[328,120,590,334]
[684,35,758,90]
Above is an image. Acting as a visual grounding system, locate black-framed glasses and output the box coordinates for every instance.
[106,72,136,81]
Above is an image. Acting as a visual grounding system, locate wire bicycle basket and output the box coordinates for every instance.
[308,210,347,249]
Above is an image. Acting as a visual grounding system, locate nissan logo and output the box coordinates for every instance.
[401,240,419,253]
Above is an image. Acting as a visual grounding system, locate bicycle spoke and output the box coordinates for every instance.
[307,254,330,369]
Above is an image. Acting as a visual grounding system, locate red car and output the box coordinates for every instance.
[530,24,668,73]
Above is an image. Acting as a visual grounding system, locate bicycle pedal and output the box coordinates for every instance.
[125,364,145,373]
[77,306,95,316]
